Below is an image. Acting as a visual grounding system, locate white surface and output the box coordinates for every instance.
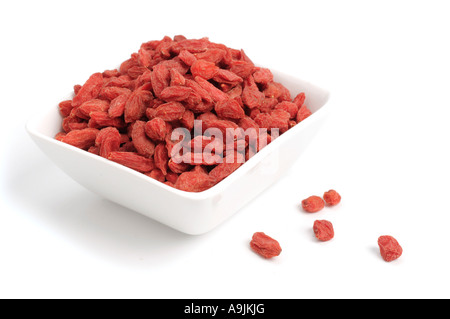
[1,0,449,299]
[26,71,329,235]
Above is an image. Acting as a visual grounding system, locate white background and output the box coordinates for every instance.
[1,0,449,299]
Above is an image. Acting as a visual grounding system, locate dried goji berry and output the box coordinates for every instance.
[160,86,193,102]
[144,117,167,142]
[150,63,170,98]
[250,232,282,259]
[293,92,306,108]
[124,89,153,123]
[194,76,229,104]
[60,128,99,150]
[88,111,126,129]
[209,152,242,183]
[68,121,88,131]
[127,65,148,79]
[163,171,177,185]
[254,113,287,134]
[174,171,213,192]
[99,87,132,101]
[72,73,104,107]
[185,78,213,105]
[215,99,245,120]
[263,81,291,102]
[195,48,226,64]
[180,110,195,131]
[154,101,185,122]
[274,101,298,119]
[58,100,73,117]
[378,236,403,262]
[212,69,243,85]
[313,220,334,241]
[302,196,325,213]
[191,59,219,80]
[108,93,130,118]
[296,105,312,123]
[229,60,254,79]
[154,143,169,175]
[168,158,191,174]
[242,76,265,109]
[119,56,139,75]
[253,67,273,85]
[77,99,110,119]
[178,49,197,66]
[226,84,243,100]
[323,190,341,206]
[131,120,156,157]
[96,127,121,158]
[169,68,186,86]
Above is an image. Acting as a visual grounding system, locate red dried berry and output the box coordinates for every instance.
[169,68,186,86]
[58,100,73,117]
[250,232,282,259]
[293,92,306,108]
[212,69,243,85]
[195,48,226,64]
[378,236,403,262]
[108,152,155,173]
[154,102,185,122]
[108,93,130,118]
[131,120,156,157]
[209,152,242,184]
[145,117,167,142]
[160,86,193,102]
[296,105,312,123]
[154,143,169,175]
[178,49,197,66]
[323,190,341,206]
[190,59,219,80]
[124,89,153,123]
[60,128,99,150]
[214,99,245,120]
[72,73,104,107]
[301,196,325,213]
[96,127,121,158]
[88,111,126,129]
[99,87,132,101]
[174,171,213,193]
[180,110,195,131]
[274,101,298,119]
[313,220,334,241]
[229,60,254,79]
[242,76,264,109]
[150,63,170,98]
[194,76,229,104]
[146,168,166,183]
[253,67,273,84]
[77,99,110,119]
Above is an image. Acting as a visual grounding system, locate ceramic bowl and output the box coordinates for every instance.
[26,69,330,235]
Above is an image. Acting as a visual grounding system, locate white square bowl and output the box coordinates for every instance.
[26,69,330,235]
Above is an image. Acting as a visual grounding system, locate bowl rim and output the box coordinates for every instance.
[26,71,331,201]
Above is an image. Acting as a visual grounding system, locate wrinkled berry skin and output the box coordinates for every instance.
[378,236,403,262]
[323,190,341,206]
[313,220,334,241]
[301,196,325,213]
[250,232,282,259]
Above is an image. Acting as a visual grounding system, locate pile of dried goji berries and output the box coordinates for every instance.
[55,35,312,192]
